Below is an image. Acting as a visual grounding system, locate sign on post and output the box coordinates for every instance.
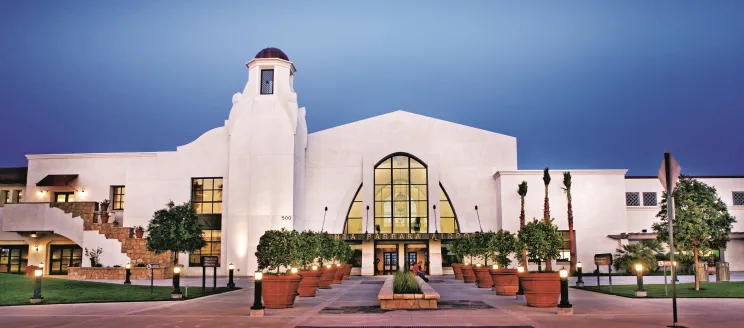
[201,256,219,292]
[659,150,682,326]
[146,263,160,293]
[594,253,613,291]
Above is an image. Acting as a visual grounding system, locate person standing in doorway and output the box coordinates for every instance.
[412,261,428,282]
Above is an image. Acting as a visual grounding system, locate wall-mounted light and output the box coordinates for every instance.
[33,245,39,252]
[37,190,47,197]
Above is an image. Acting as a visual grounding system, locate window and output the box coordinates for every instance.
[734,192,744,206]
[112,186,125,210]
[13,190,22,203]
[0,245,29,274]
[439,184,460,233]
[3,190,9,204]
[626,192,640,206]
[49,245,82,275]
[345,185,364,233]
[441,240,458,267]
[55,192,75,203]
[643,192,657,206]
[260,69,274,94]
[374,154,428,234]
[189,230,221,266]
[191,178,223,215]
[557,230,571,261]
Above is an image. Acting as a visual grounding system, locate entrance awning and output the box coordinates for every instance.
[36,174,78,187]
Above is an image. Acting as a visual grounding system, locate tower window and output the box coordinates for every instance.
[260,69,274,94]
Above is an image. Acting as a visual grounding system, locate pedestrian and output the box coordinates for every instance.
[412,261,428,282]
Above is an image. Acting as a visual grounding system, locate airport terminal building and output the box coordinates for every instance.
[1,48,743,277]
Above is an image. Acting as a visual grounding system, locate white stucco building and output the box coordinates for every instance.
[1,48,743,277]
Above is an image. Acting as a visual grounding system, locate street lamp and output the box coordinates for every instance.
[30,269,43,304]
[171,266,182,299]
[124,263,132,284]
[635,263,646,297]
[576,261,584,287]
[516,266,525,300]
[250,271,265,317]
[227,263,235,289]
[558,267,573,315]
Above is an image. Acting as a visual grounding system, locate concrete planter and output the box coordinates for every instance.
[378,275,440,309]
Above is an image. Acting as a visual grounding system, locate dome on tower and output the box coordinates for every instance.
[254,47,289,61]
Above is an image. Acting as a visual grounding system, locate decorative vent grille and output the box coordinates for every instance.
[260,69,274,94]
[626,192,640,206]
[643,192,657,206]
[734,192,744,206]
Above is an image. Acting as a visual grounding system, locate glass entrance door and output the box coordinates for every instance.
[49,245,82,275]
[0,245,29,274]
[383,252,398,275]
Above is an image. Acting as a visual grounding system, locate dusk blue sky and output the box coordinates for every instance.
[1,1,743,175]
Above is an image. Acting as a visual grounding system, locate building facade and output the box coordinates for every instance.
[1,48,743,277]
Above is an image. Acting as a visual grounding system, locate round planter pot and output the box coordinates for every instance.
[262,274,302,309]
[452,264,464,280]
[332,265,345,284]
[519,272,560,307]
[319,267,336,289]
[298,270,322,297]
[135,230,144,238]
[490,268,518,296]
[343,264,353,280]
[461,265,476,283]
[473,266,493,288]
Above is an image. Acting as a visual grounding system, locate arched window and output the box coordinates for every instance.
[374,154,428,234]
[438,183,460,233]
[344,184,364,233]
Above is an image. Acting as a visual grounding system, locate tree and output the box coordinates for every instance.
[146,201,206,265]
[562,171,577,272]
[542,168,553,271]
[614,239,664,274]
[255,229,299,273]
[317,232,337,265]
[295,230,322,270]
[652,176,736,290]
[518,218,562,272]
[488,229,518,269]
[517,181,528,266]
[473,231,495,265]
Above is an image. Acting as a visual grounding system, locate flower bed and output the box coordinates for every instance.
[378,273,439,309]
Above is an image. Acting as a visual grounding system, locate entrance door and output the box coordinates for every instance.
[407,252,417,271]
[383,252,398,275]
[49,245,82,275]
[0,245,29,274]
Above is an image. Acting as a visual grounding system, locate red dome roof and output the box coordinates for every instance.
[255,47,289,61]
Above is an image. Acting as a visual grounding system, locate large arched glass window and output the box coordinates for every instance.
[374,154,428,234]
[438,183,460,233]
[344,185,364,233]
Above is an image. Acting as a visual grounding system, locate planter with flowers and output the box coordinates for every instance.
[488,229,519,296]
[255,229,302,309]
[517,218,563,307]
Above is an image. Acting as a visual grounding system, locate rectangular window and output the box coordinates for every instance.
[13,190,22,203]
[260,69,274,94]
[0,245,29,274]
[3,190,10,204]
[643,192,657,206]
[112,186,125,210]
[191,178,223,214]
[189,230,221,266]
[734,192,744,206]
[48,244,82,275]
[55,192,75,203]
[557,230,571,262]
[626,192,640,206]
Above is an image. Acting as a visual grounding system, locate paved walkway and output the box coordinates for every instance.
[3,275,744,328]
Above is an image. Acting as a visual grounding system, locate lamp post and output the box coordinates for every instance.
[558,267,573,315]
[30,269,43,304]
[250,271,265,317]
[516,266,525,300]
[124,263,132,284]
[576,261,584,287]
[635,263,646,297]
[227,263,235,290]
[171,266,182,299]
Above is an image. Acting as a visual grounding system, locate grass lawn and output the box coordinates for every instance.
[0,273,237,306]
[575,281,744,298]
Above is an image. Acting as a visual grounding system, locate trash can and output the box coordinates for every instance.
[716,262,730,282]
[695,263,709,282]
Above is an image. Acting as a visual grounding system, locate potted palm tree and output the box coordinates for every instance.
[562,172,577,272]
[473,231,496,288]
[542,168,554,271]
[296,230,322,297]
[489,229,519,296]
[517,218,563,307]
[255,229,302,309]
[317,232,337,289]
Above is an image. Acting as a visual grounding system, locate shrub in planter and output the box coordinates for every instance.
[255,229,302,309]
[451,263,464,280]
[100,199,110,213]
[317,232,337,289]
[452,237,477,283]
[473,231,495,288]
[450,239,465,280]
[295,230,323,297]
[488,229,519,295]
[517,218,563,307]
[393,271,422,294]
[331,238,348,284]
[461,263,476,283]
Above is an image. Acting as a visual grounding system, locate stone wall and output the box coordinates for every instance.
[67,267,172,280]
[50,202,97,230]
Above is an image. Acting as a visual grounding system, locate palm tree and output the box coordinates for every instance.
[543,167,552,271]
[517,181,528,266]
[562,171,576,272]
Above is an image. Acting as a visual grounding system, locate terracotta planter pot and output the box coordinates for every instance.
[473,266,493,288]
[343,264,353,280]
[461,265,476,283]
[298,270,322,297]
[490,268,518,296]
[452,264,464,280]
[319,267,336,289]
[101,215,110,224]
[332,265,345,284]
[262,274,302,309]
[519,272,560,307]
[135,229,144,238]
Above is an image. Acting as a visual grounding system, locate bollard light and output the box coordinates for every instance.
[31,269,43,304]
[172,266,182,298]
[635,263,646,297]
[312,265,318,271]
[124,263,132,284]
[39,262,45,269]
[516,266,525,300]
[492,264,499,270]
[227,263,235,290]
[251,271,264,315]
[558,267,572,315]
[291,267,298,274]
[576,261,584,287]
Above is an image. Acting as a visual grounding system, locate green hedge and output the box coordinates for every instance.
[393,271,422,294]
